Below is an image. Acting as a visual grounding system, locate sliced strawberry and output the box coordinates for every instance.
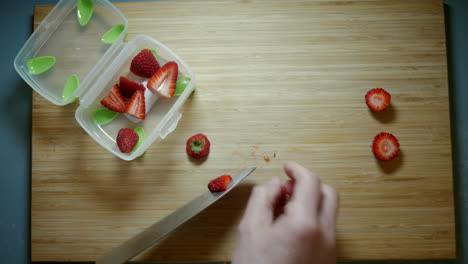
[130,49,160,78]
[125,90,146,120]
[147,61,178,99]
[117,128,139,153]
[119,76,145,98]
[100,84,126,112]
[208,175,232,192]
[372,132,400,161]
[365,88,391,112]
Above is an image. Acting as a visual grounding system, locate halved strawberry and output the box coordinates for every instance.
[119,76,145,98]
[100,84,126,112]
[208,175,232,192]
[365,88,391,112]
[372,132,400,161]
[125,90,146,120]
[147,61,178,99]
[130,49,160,78]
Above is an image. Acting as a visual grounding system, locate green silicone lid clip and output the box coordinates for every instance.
[92,107,119,126]
[62,74,79,102]
[101,24,125,44]
[77,0,94,26]
[26,56,56,75]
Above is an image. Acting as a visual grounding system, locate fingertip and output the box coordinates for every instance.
[283,161,298,171]
[322,184,339,207]
[321,183,339,221]
[283,161,300,180]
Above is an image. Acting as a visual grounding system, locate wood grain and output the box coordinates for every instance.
[32,0,455,262]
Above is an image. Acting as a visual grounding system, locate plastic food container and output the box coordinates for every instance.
[14,0,196,160]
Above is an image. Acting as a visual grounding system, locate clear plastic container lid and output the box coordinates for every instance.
[14,0,128,105]
[14,0,196,160]
[75,35,196,160]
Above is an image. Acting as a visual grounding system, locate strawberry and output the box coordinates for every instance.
[277,186,290,208]
[275,180,294,217]
[130,49,160,78]
[372,132,400,161]
[147,61,178,99]
[125,90,146,120]
[365,88,391,112]
[100,84,126,112]
[116,128,139,153]
[119,76,145,98]
[186,133,211,159]
[208,175,232,192]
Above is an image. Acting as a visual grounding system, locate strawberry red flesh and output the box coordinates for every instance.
[125,90,146,120]
[100,84,126,112]
[365,88,391,112]
[147,61,178,99]
[372,132,400,161]
[208,175,232,192]
[119,76,145,98]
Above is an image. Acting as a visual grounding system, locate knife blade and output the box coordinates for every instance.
[96,167,256,264]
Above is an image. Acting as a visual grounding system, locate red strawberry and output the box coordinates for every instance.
[186,133,210,159]
[275,180,294,217]
[116,128,139,153]
[125,90,146,120]
[372,132,400,161]
[101,84,126,112]
[119,76,145,98]
[130,49,160,78]
[208,175,232,192]
[277,186,290,208]
[365,88,391,112]
[147,61,178,99]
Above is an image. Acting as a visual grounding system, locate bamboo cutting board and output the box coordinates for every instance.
[32,0,455,262]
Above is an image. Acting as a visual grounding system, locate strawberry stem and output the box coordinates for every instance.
[190,139,204,153]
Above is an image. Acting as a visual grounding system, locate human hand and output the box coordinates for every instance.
[232,161,339,264]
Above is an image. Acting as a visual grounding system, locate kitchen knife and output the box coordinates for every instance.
[96,167,256,264]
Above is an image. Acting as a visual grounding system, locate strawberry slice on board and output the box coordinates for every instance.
[208,175,232,192]
[372,132,400,161]
[365,88,391,112]
[125,90,146,120]
[100,84,126,112]
[147,61,178,99]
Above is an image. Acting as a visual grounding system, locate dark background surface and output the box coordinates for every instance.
[0,0,466,263]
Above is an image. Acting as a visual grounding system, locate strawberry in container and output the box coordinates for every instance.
[14,0,196,161]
